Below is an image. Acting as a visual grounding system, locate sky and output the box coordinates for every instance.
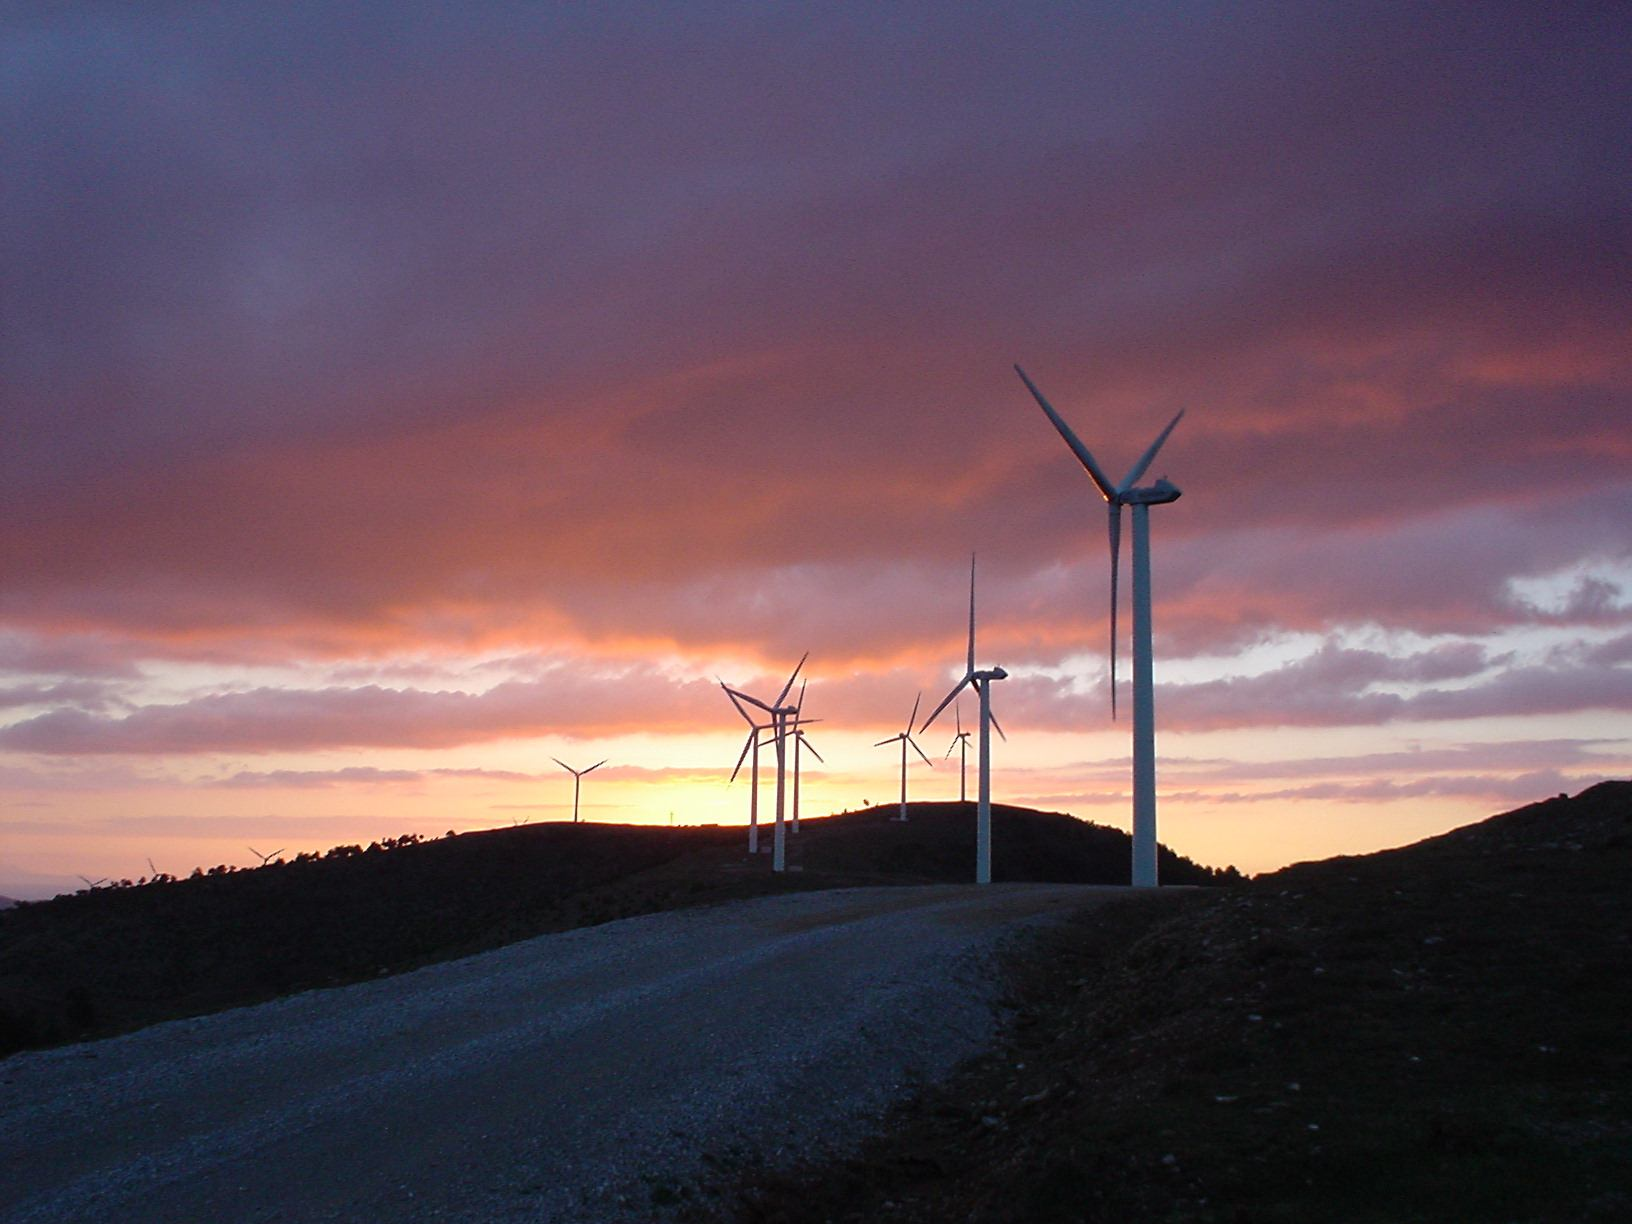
[3,1,1629,899]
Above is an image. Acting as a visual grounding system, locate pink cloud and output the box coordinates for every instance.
[0,666,737,755]
[206,766,535,789]
[3,4,1627,673]
[1168,770,1596,807]
[3,0,1629,874]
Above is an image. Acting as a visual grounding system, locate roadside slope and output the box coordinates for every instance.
[721,782,1632,1222]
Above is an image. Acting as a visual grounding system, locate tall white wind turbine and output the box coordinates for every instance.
[1015,363,1183,887]
[552,757,606,824]
[921,554,1007,884]
[722,653,808,872]
[874,693,933,822]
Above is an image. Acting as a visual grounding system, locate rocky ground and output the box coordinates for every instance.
[0,884,1116,1223]
[709,782,1632,1223]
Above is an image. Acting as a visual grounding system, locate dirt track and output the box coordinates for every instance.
[0,883,1118,1222]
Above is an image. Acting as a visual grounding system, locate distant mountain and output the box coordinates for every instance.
[0,804,1229,1056]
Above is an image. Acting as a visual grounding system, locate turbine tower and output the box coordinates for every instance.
[875,693,933,822]
[552,757,606,824]
[724,699,774,855]
[790,681,823,834]
[944,704,973,804]
[1016,363,1184,887]
[722,653,808,872]
[922,554,1007,884]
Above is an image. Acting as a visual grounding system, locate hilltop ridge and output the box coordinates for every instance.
[0,803,1226,1057]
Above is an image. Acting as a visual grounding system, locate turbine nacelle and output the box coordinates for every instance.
[1122,480,1182,505]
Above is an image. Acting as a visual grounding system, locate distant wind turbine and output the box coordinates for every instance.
[921,554,1007,883]
[722,653,808,872]
[77,875,108,890]
[1016,363,1184,888]
[724,701,773,855]
[945,704,973,803]
[248,846,284,866]
[552,757,606,824]
[875,693,933,822]
[790,680,823,834]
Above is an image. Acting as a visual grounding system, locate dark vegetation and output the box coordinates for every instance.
[710,781,1632,1223]
[0,803,1227,1058]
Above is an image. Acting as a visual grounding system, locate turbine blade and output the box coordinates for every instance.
[1014,363,1115,500]
[724,684,774,716]
[802,739,825,764]
[907,690,922,735]
[775,651,809,708]
[966,553,977,675]
[909,737,935,767]
[1108,503,1122,720]
[920,676,971,734]
[989,705,1008,742]
[585,760,606,774]
[874,734,903,748]
[551,757,573,774]
[720,683,753,723]
[729,730,755,782]
[1117,409,1185,493]
[795,678,807,717]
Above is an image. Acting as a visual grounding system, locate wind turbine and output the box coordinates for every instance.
[875,693,933,822]
[790,681,823,834]
[248,846,284,867]
[552,757,606,824]
[722,653,808,872]
[921,554,1007,884]
[724,701,773,855]
[1016,363,1184,888]
[945,704,973,804]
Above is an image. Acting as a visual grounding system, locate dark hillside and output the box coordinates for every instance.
[0,804,1223,1057]
[716,782,1632,1223]
[795,802,1225,883]
[793,802,1225,885]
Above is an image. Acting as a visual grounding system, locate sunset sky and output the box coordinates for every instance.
[4,3,1629,898]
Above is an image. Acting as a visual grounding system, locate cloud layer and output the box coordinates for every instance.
[3,3,1629,886]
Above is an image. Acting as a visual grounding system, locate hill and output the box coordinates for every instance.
[0,804,1227,1058]
[711,782,1632,1222]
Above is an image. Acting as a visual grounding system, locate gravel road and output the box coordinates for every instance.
[0,882,1116,1222]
